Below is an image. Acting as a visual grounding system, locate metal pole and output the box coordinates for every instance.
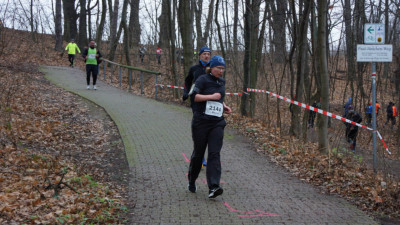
[103,63,106,80]
[110,64,113,83]
[119,67,122,88]
[140,72,144,95]
[372,62,377,173]
[155,74,158,100]
[129,70,132,90]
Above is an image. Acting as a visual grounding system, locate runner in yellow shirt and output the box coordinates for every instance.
[65,39,81,67]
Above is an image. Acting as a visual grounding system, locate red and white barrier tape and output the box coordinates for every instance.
[155,84,184,90]
[226,91,250,96]
[155,84,247,96]
[247,88,391,155]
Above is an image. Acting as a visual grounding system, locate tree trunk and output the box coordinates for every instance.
[343,0,355,101]
[233,0,239,52]
[290,0,311,137]
[158,0,169,48]
[194,0,203,50]
[96,0,107,48]
[87,0,92,41]
[54,0,63,51]
[317,0,329,154]
[271,0,287,63]
[128,0,140,47]
[62,0,78,41]
[78,0,87,47]
[167,0,179,98]
[120,0,130,65]
[109,0,128,62]
[215,0,226,61]
[96,0,106,49]
[108,0,119,57]
[30,0,35,40]
[178,0,194,77]
[240,0,264,117]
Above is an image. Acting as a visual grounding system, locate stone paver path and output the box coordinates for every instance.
[42,66,378,224]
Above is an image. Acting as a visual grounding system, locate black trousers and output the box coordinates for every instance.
[68,54,75,65]
[156,55,161,64]
[386,115,396,126]
[188,118,226,190]
[346,127,358,150]
[86,64,98,85]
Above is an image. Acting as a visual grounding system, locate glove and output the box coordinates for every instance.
[182,92,189,101]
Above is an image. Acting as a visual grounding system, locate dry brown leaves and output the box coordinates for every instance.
[226,113,400,219]
[0,32,128,224]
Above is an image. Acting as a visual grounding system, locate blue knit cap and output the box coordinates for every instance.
[209,56,226,68]
[199,46,211,55]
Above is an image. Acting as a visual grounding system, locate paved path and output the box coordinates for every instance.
[42,66,378,224]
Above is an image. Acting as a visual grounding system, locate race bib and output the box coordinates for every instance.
[205,101,223,117]
[88,53,96,59]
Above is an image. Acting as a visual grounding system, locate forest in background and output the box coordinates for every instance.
[2,0,400,170]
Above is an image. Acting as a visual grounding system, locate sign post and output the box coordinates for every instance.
[372,62,377,173]
[358,23,392,174]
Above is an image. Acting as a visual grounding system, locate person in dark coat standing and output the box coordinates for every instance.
[345,106,362,153]
[385,102,398,128]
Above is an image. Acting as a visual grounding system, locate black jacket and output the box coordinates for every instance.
[192,73,225,121]
[183,62,208,101]
[345,110,362,136]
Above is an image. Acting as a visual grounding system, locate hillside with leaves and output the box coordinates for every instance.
[0,29,130,224]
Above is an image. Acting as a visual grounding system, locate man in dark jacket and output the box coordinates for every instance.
[385,102,398,128]
[183,46,211,167]
[344,98,352,116]
[345,106,362,153]
[183,46,212,104]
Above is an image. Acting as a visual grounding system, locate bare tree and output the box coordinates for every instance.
[158,0,169,48]
[270,0,287,63]
[215,0,226,61]
[166,0,179,98]
[317,0,329,153]
[108,0,119,58]
[109,0,128,62]
[232,0,239,52]
[54,0,63,51]
[78,0,87,47]
[62,0,78,41]
[343,0,355,102]
[194,0,214,50]
[240,0,267,117]
[128,0,140,47]
[95,0,106,48]
[178,0,194,76]
[289,0,311,137]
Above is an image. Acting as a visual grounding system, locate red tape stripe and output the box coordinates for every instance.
[247,88,391,155]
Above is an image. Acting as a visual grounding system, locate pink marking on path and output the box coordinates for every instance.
[224,202,280,218]
[224,202,249,214]
[182,153,190,162]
